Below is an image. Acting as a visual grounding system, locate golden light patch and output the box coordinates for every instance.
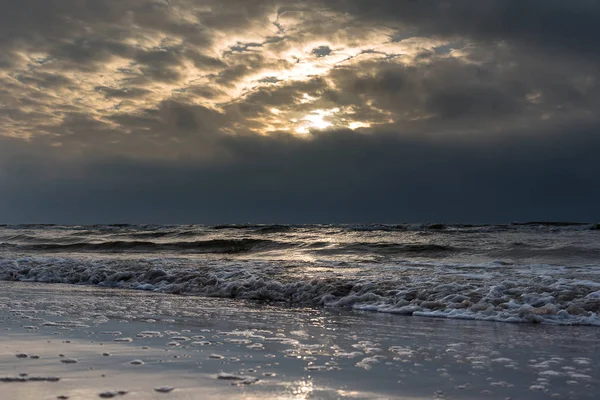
[0,1,457,140]
[295,110,332,133]
[348,121,370,130]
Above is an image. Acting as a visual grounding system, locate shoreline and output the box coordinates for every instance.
[3,253,600,327]
[2,281,599,399]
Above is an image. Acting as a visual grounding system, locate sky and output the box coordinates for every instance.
[1,0,600,224]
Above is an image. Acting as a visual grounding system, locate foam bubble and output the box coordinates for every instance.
[137,331,162,338]
[216,372,258,385]
[170,336,190,341]
[356,357,380,370]
[113,338,133,343]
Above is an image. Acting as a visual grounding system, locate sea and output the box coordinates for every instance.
[1,222,600,326]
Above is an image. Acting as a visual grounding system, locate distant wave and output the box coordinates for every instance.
[349,225,408,232]
[0,234,79,244]
[2,223,600,264]
[6,239,285,254]
[212,224,293,234]
[1,222,598,232]
[125,231,180,239]
[511,221,589,227]
[1,234,39,242]
[125,230,203,239]
[255,225,294,234]
[321,243,457,256]
[346,222,599,233]
[0,239,459,257]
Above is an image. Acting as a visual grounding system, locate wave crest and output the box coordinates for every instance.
[2,257,600,326]
[12,239,283,254]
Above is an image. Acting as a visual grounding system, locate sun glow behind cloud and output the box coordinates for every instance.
[295,109,335,134]
[2,0,600,224]
[0,0,493,143]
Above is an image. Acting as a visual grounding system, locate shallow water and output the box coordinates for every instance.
[1,281,599,399]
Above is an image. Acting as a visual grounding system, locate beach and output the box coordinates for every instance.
[2,0,600,397]
[2,280,599,399]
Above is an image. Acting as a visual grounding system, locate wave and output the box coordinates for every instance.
[0,234,40,242]
[1,257,600,326]
[211,224,293,234]
[320,243,457,256]
[0,234,82,245]
[349,224,408,232]
[498,244,600,259]
[511,221,589,227]
[212,224,256,230]
[2,223,598,235]
[125,230,203,239]
[1,237,457,257]
[125,231,180,239]
[255,225,294,234]
[6,239,285,254]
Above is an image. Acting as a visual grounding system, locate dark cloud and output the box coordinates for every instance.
[425,85,519,120]
[1,121,600,224]
[328,0,600,58]
[50,38,134,70]
[312,46,333,57]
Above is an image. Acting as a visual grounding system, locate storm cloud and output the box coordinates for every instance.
[0,0,599,223]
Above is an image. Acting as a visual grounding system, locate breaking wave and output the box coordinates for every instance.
[1,256,600,326]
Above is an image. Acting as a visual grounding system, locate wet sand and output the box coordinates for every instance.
[1,281,599,399]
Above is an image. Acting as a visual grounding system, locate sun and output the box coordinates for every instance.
[304,112,332,130]
[294,109,339,134]
[265,106,372,135]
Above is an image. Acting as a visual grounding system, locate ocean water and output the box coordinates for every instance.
[1,223,600,326]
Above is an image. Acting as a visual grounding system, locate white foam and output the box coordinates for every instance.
[216,372,258,384]
[113,338,133,343]
[539,370,563,377]
[567,373,592,380]
[137,331,162,338]
[192,341,211,346]
[356,357,380,370]
[2,254,600,326]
